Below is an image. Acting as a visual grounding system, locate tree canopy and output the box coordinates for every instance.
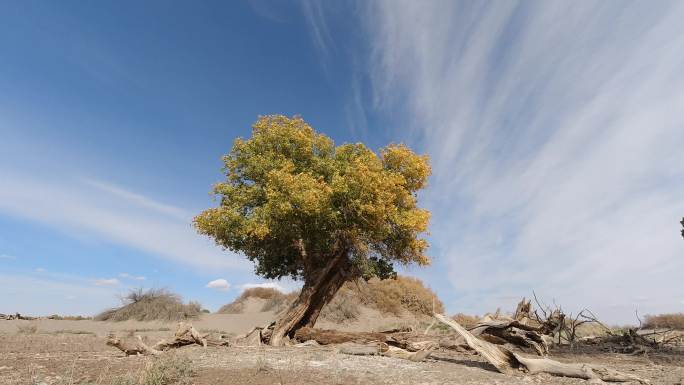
[195,116,431,282]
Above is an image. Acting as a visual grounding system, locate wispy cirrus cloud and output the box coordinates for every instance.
[0,173,249,272]
[357,1,684,322]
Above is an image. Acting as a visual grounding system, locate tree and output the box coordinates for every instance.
[194,115,431,345]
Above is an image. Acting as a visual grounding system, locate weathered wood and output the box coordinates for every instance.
[434,314,519,374]
[435,314,650,384]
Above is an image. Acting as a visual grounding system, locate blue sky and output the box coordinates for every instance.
[1,1,683,323]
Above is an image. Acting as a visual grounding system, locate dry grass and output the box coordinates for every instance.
[109,354,194,385]
[643,313,684,330]
[95,288,201,322]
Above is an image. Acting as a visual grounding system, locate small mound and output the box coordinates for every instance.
[218,287,297,314]
[95,288,201,322]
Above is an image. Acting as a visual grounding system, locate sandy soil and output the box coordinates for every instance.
[2,316,683,385]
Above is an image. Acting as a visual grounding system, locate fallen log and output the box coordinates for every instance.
[336,342,435,362]
[293,327,435,352]
[434,314,650,384]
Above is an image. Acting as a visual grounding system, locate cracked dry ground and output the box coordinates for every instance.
[1,334,683,385]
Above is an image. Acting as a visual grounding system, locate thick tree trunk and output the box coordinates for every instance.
[269,250,351,346]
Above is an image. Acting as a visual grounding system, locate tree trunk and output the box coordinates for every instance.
[269,250,351,346]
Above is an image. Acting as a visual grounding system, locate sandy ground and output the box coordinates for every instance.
[1,315,683,385]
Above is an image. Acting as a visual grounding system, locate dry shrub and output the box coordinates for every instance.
[643,313,684,330]
[95,288,201,322]
[452,313,480,328]
[364,276,444,316]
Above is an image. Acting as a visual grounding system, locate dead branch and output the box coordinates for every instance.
[106,322,229,356]
[434,314,650,384]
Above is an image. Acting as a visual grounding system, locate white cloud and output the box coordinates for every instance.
[206,278,231,291]
[0,174,250,272]
[35,267,46,272]
[119,272,146,281]
[93,278,120,286]
[359,1,684,323]
[241,282,285,292]
[0,254,16,259]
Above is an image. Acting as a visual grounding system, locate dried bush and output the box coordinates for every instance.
[643,313,684,330]
[452,313,481,328]
[95,288,201,322]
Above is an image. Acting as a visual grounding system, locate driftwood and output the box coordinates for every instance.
[106,322,230,356]
[434,314,650,384]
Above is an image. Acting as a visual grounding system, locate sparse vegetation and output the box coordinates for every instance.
[95,288,201,322]
[644,313,684,330]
